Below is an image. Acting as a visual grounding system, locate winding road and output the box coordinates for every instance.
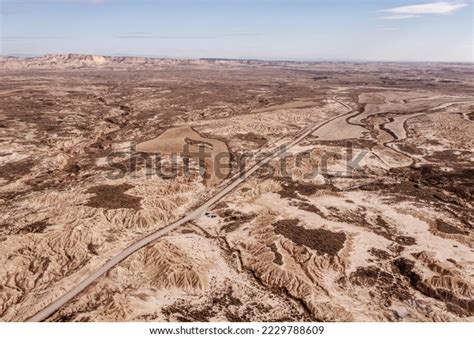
[27,97,353,322]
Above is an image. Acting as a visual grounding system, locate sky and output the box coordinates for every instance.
[0,0,472,62]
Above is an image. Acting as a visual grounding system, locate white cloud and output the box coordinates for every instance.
[383,14,421,20]
[381,1,468,19]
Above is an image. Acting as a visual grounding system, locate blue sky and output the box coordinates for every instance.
[0,0,472,61]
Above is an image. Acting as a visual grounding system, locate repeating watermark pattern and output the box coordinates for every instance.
[105,141,369,181]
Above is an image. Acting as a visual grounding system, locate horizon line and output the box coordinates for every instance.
[1,53,473,64]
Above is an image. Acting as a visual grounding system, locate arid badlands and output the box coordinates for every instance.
[0,54,472,322]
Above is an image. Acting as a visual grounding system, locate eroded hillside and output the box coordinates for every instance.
[0,56,473,321]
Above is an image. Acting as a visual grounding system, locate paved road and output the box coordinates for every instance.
[27,97,353,322]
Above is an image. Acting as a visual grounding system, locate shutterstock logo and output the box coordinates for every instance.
[103,141,368,182]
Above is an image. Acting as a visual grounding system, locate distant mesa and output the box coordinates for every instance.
[0,54,275,70]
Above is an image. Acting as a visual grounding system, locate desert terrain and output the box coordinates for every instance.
[0,54,473,322]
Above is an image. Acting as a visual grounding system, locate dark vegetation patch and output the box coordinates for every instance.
[0,223,14,236]
[63,160,81,174]
[333,209,389,235]
[370,215,400,243]
[372,217,416,246]
[435,219,468,235]
[0,159,35,181]
[272,219,299,227]
[329,211,417,247]
[162,303,212,322]
[360,166,473,203]
[1,95,61,132]
[272,219,346,256]
[394,236,416,246]
[312,76,329,81]
[162,286,290,322]
[388,243,405,255]
[424,150,472,163]
[359,165,473,229]
[19,220,51,234]
[180,229,196,234]
[235,132,267,147]
[447,258,457,264]
[328,207,367,228]
[348,264,413,307]
[290,201,326,217]
[85,184,142,210]
[438,79,460,83]
[278,178,319,197]
[25,170,70,192]
[424,139,443,146]
[268,243,283,265]
[389,165,474,202]
[369,248,392,260]
[350,266,394,287]
[213,201,228,209]
[396,143,424,155]
[276,177,329,200]
[217,209,256,232]
[393,258,474,316]
[87,243,100,255]
[55,313,77,322]
[0,220,52,235]
[184,137,214,149]
[316,139,376,149]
